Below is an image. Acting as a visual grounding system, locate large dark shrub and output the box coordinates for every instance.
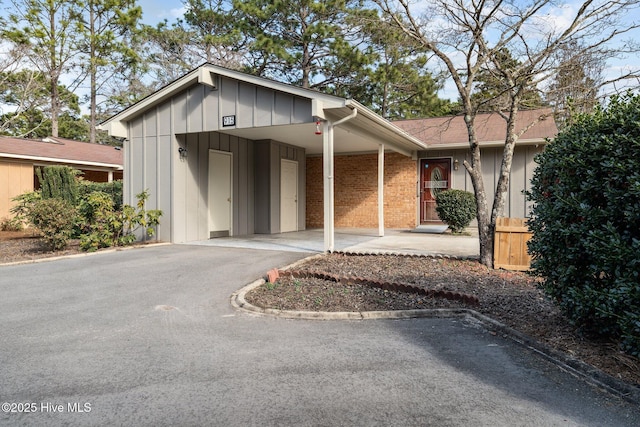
[435,189,476,233]
[527,93,640,356]
[36,165,80,205]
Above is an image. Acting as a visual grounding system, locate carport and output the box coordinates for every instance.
[99,63,426,251]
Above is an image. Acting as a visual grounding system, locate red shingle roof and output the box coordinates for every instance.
[0,136,122,168]
[393,109,558,146]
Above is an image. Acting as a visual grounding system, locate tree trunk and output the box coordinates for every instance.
[50,81,59,137]
[89,3,96,144]
[49,8,59,138]
[463,113,493,267]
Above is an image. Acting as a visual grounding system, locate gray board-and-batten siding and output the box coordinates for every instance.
[125,76,311,243]
[418,144,543,220]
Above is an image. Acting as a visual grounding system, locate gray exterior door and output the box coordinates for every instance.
[209,150,233,237]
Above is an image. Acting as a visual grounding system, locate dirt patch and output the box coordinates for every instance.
[246,252,640,388]
[0,230,84,263]
[0,230,159,264]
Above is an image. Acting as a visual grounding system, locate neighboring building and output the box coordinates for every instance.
[100,63,557,250]
[0,136,123,219]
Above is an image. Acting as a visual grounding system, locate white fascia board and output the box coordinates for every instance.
[0,153,123,170]
[345,100,428,152]
[99,120,128,138]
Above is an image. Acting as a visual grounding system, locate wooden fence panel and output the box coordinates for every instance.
[494,217,532,271]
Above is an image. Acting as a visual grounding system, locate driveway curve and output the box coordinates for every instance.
[1,244,638,426]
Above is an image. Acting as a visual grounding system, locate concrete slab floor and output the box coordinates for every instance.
[186,227,480,258]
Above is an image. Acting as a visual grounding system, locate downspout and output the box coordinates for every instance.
[323,108,358,252]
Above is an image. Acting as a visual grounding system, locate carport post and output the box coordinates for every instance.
[378,144,384,237]
[323,121,335,252]
[323,108,358,252]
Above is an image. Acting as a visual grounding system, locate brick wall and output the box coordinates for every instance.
[306,152,417,229]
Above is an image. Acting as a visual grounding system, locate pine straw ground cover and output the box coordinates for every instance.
[245,252,640,389]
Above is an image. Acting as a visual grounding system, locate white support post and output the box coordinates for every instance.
[378,144,385,237]
[322,108,358,252]
[323,121,334,252]
[108,171,114,183]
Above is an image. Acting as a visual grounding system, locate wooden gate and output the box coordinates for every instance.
[493,217,532,271]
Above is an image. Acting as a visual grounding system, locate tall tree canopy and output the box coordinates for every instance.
[77,0,142,143]
[234,0,375,90]
[6,0,83,137]
[331,13,455,119]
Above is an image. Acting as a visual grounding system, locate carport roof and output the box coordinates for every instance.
[100,63,427,156]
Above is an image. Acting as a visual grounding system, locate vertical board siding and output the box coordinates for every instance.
[419,146,538,219]
[256,87,273,126]
[173,92,188,134]
[185,133,200,241]
[123,76,314,242]
[253,141,270,233]
[158,103,171,136]
[203,86,220,131]
[220,78,238,123]
[270,142,281,232]
[237,82,255,128]
[157,135,172,242]
[198,133,210,237]
[165,76,313,134]
[253,139,305,234]
[144,111,157,137]
[292,97,312,123]
[0,161,33,218]
[187,85,204,133]
[144,137,158,208]
[274,93,293,125]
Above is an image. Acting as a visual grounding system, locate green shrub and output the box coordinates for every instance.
[1,216,24,231]
[435,189,476,233]
[79,190,162,251]
[78,180,123,211]
[10,191,41,223]
[527,93,640,357]
[27,198,77,251]
[36,165,80,205]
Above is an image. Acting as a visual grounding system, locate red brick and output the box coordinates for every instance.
[306,153,417,229]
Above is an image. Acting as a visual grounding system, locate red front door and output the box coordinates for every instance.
[420,158,451,223]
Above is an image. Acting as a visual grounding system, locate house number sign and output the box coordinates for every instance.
[222,115,236,127]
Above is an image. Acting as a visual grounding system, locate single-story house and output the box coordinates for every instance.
[0,136,123,219]
[99,63,557,250]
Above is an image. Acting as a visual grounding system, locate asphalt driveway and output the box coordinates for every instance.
[1,244,638,426]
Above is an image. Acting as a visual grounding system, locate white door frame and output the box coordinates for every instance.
[208,150,233,237]
[280,159,298,233]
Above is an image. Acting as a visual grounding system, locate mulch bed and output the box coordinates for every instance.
[0,230,83,263]
[246,252,640,388]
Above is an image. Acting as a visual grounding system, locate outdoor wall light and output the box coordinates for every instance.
[453,159,459,171]
[178,147,188,159]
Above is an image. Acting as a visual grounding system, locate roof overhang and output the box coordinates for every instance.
[426,137,549,150]
[0,152,123,170]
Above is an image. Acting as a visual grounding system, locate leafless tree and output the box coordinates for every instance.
[0,43,49,135]
[375,0,640,267]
